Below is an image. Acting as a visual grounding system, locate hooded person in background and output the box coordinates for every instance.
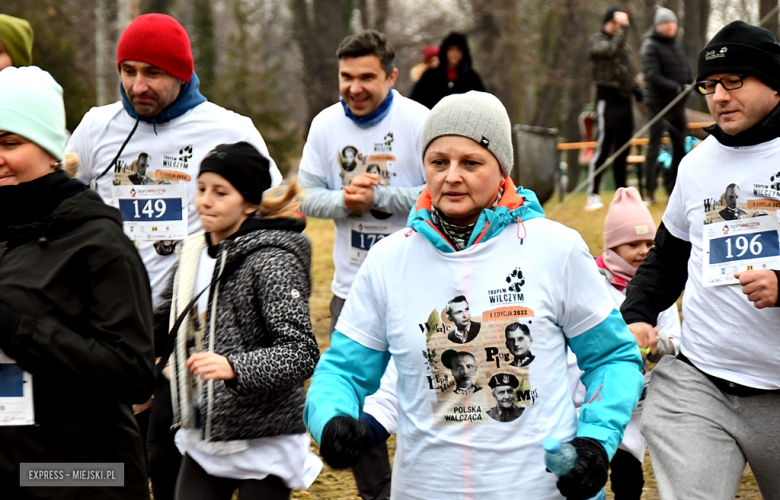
[410,32,485,109]
[0,14,33,70]
[640,7,693,204]
[0,66,155,499]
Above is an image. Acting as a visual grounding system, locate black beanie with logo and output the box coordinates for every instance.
[697,20,780,91]
[199,142,272,205]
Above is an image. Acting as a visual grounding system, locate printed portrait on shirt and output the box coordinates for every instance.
[420,294,537,426]
[703,182,771,223]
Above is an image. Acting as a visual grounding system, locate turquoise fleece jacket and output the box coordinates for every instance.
[304,178,643,459]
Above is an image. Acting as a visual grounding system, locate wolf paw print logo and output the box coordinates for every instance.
[384,132,394,146]
[506,267,525,292]
[178,145,193,164]
[770,171,780,191]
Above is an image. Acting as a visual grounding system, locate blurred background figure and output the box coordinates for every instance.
[0,14,33,71]
[410,32,485,109]
[410,45,439,83]
[640,7,692,205]
[586,6,643,211]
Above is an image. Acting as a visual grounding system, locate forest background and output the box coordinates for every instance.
[4,0,779,181]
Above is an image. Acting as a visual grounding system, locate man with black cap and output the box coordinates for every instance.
[487,374,524,422]
[622,20,780,499]
[587,6,644,211]
[640,7,693,204]
[65,13,282,500]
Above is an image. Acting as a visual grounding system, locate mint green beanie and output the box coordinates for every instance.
[0,14,33,67]
[0,66,66,160]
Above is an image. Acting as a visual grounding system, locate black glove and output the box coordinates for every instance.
[0,300,21,350]
[555,437,609,500]
[319,415,373,469]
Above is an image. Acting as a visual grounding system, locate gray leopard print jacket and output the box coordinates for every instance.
[154,221,319,441]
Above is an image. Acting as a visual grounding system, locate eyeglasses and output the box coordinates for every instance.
[694,74,750,95]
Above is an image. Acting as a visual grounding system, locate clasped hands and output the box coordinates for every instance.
[344,173,380,212]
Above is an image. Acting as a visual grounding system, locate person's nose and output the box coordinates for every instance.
[133,74,150,96]
[443,165,462,185]
[712,81,731,103]
[349,80,364,96]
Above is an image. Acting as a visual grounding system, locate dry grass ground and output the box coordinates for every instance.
[294,191,762,499]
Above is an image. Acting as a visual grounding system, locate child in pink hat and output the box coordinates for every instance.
[570,187,680,499]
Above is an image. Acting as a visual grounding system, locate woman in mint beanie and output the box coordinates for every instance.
[0,14,33,70]
[0,66,155,499]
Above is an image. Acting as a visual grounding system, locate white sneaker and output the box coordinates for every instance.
[585,194,604,211]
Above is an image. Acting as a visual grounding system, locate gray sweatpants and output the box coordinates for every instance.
[641,356,780,500]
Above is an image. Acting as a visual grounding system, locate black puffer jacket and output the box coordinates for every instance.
[0,171,155,499]
[410,32,486,109]
[154,218,320,442]
[640,29,692,107]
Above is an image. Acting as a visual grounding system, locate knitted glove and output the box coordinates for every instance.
[319,415,373,469]
[0,300,21,350]
[555,437,609,500]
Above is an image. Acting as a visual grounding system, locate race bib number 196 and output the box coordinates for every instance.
[703,217,780,286]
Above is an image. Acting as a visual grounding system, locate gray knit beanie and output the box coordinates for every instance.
[422,91,513,175]
[654,7,677,26]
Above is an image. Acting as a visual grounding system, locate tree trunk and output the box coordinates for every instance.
[645,0,657,31]
[291,0,348,131]
[192,0,216,96]
[469,0,521,125]
[374,0,389,33]
[95,0,110,106]
[760,0,779,38]
[681,0,709,81]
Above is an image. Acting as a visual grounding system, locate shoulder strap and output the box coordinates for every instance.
[91,117,141,188]
[159,269,222,368]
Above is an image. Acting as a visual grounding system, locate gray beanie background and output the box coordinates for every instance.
[422,91,513,175]
[654,7,677,26]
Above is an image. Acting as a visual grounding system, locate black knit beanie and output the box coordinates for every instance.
[697,20,780,91]
[602,6,626,26]
[199,142,271,204]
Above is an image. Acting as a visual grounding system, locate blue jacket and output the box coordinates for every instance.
[304,178,643,459]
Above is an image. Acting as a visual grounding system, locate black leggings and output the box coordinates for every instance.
[175,453,291,500]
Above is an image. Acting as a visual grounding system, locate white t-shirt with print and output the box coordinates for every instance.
[298,90,428,298]
[336,217,615,500]
[66,101,282,303]
[663,135,780,389]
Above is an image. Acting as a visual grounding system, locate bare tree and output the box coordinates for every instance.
[760,0,779,37]
[291,0,349,131]
[682,0,710,76]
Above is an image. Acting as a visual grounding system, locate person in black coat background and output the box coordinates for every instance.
[640,7,693,203]
[0,66,155,500]
[410,32,486,109]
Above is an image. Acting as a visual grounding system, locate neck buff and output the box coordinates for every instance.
[431,185,505,251]
[341,89,394,129]
[602,248,638,285]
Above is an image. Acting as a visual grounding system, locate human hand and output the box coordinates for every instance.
[185,352,236,381]
[614,11,630,27]
[555,437,609,500]
[133,397,153,415]
[319,416,374,469]
[735,270,779,308]
[344,173,380,211]
[627,322,658,359]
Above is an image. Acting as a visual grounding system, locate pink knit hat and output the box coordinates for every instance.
[603,187,656,248]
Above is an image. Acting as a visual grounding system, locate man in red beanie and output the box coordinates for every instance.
[65,13,282,500]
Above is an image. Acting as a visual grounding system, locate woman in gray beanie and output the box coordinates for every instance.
[0,66,155,498]
[304,91,644,500]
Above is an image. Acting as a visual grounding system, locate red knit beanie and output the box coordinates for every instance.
[603,187,656,249]
[117,14,193,83]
